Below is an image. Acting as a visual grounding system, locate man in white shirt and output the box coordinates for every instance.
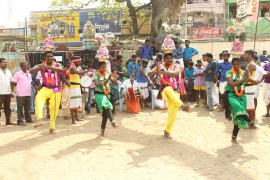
[0,58,16,125]
[253,56,267,110]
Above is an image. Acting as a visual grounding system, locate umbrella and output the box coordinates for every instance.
[154,33,178,40]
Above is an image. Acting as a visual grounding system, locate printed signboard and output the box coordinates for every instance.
[190,27,221,39]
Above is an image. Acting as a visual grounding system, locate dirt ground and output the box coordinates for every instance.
[0,87,270,180]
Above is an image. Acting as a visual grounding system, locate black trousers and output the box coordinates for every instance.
[17,96,32,123]
[0,94,12,124]
[101,108,114,130]
[232,115,251,137]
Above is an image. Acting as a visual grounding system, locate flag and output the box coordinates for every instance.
[236,0,259,24]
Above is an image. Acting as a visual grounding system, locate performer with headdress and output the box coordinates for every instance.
[148,53,190,139]
[29,51,62,134]
[69,56,92,124]
[94,62,118,137]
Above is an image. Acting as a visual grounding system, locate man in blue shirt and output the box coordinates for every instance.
[173,41,184,68]
[260,50,270,62]
[140,39,153,60]
[184,61,195,90]
[127,54,139,77]
[183,40,199,68]
[215,52,232,111]
[198,53,217,111]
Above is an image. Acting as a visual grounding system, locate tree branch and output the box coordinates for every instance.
[135,2,151,13]
[138,18,149,32]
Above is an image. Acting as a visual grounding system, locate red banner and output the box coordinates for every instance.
[190,27,221,39]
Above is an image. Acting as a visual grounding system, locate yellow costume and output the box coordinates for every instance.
[36,88,61,130]
[161,86,182,133]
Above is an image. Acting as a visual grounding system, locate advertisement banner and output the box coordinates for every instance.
[236,0,259,24]
[30,11,81,43]
[190,27,221,39]
[80,10,122,41]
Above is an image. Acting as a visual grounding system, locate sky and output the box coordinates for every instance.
[0,0,150,28]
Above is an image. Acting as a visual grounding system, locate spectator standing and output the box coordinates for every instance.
[127,55,139,77]
[0,58,16,125]
[140,39,153,60]
[201,53,217,111]
[183,40,199,68]
[215,52,232,111]
[260,50,270,63]
[193,60,206,106]
[13,62,33,126]
[173,41,184,68]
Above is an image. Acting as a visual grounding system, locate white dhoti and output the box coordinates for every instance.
[207,83,219,105]
[245,85,256,111]
[262,83,270,105]
[219,81,227,95]
[138,82,149,99]
[152,89,167,109]
[70,88,82,110]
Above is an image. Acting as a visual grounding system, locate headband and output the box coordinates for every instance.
[72,58,82,63]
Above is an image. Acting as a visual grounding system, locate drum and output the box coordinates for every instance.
[80,76,92,88]
[124,87,141,100]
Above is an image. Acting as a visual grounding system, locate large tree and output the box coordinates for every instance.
[50,0,185,38]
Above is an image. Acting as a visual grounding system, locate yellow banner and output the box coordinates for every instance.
[30,12,80,42]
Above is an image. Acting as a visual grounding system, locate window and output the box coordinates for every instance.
[261,4,270,17]
[229,4,237,19]
[216,0,222,3]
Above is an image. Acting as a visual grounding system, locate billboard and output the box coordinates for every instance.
[30,11,80,43]
[236,0,259,24]
[190,27,221,39]
[79,10,122,41]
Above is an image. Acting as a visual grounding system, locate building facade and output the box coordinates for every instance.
[180,0,226,40]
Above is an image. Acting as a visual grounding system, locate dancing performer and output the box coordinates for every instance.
[148,53,190,139]
[61,59,71,120]
[120,72,141,114]
[223,58,257,144]
[94,62,118,137]
[29,51,62,134]
[69,56,91,124]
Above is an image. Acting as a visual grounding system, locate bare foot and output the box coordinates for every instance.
[182,104,190,112]
[164,131,172,139]
[49,129,56,134]
[34,121,44,128]
[71,120,79,124]
[231,139,239,144]
[63,116,68,120]
[101,129,105,137]
[77,118,83,122]
[112,122,118,128]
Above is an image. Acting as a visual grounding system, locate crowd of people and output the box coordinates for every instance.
[0,40,270,142]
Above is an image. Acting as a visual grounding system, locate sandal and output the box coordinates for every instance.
[164,130,172,139]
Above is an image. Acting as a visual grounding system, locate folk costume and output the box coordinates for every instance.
[69,59,82,111]
[94,71,116,135]
[35,61,62,131]
[159,62,183,134]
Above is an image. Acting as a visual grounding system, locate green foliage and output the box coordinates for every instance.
[50,0,151,34]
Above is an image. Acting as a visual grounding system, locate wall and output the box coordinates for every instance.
[186,41,270,61]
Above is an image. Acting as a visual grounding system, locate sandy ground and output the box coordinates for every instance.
[0,87,270,180]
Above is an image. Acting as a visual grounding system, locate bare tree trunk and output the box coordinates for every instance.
[150,0,185,39]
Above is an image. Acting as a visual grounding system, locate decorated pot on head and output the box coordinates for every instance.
[97,44,109,62]
[161,34,175,54]
[230,35,244,58]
